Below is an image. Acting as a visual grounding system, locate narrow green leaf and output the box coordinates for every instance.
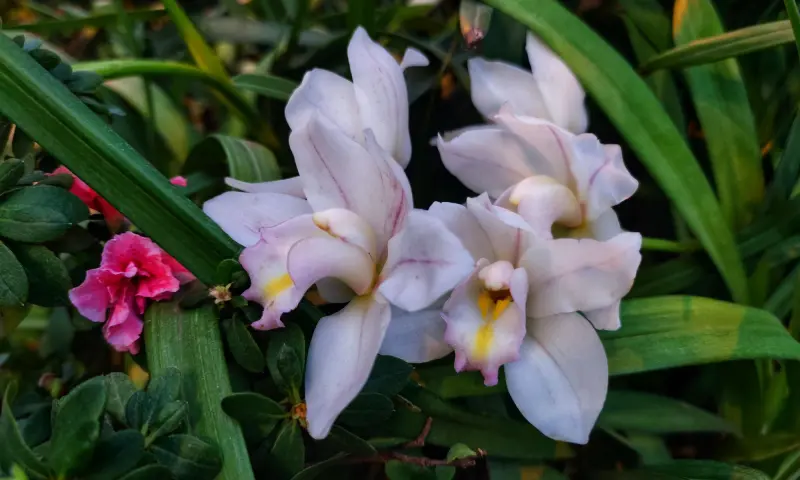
[338,393,394,427]
[48,377,108,476]
[598,390,737,434]
[144,303,253,480]
[641,20,794,72]
[104,373,138,426]
[0,385,48,479]
[84,430,145,480]
[8,244,71,307]
[673,0,763,228]
[785,0,800,57]
[5,10,167,34]
[0,185,88,243]
[768,113,800,205]
[150,434,222,480]
[0,242,27,307]
[643,460,770,479]
[160,0,228,80]
[269,420,305,480]
[232,74,297,102]
[222,318,265,373]
[483,0,748,303]
[604,431,672,465]
[603,296,800,375]
[183,134,280,185]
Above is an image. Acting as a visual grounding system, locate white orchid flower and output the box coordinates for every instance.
[204,114,472,439]
[411,194,640,444]
[225,27,428,196]
[468,32,587,134]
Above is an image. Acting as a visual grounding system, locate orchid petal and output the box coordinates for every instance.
[288,116,410,252]
[240,215,323,330]
[584,300,621,331]
[305,294,391,439]
[380,299,452,363]
[400,47,429,70]
[379,210,474,312]
[312,208,378,260]
[436,126,538,198]
[521,233,642,318]
[348,27,412,166]
[571,142,638,222]
[203,192,312,246]
[428,201,493,262]
[316,278,355,304]
[506,313,607,444]
[225,176,305,197]
[585,209,623,241]
[466,194,532,264]
[468,57,546,120]
[285,69,363,143]
[525,32,588,134]
[442,260,527,386]
[287,236,376,297]
[497,176,582,238]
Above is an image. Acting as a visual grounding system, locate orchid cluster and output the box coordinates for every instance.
[204,28,642,444]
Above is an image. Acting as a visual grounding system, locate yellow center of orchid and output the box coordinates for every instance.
[473,288,512,360]
[264,273,294,299]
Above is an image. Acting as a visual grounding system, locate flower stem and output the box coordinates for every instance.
[145,302,254,480]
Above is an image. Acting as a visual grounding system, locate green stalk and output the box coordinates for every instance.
[145,303,254,480]
[0,35,238,284]
[785,0,800,58]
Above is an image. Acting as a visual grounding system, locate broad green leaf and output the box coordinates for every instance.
[0,385,48,479]
[603,431,672,465]
[326,425,377,456]
[48,377,108,476]
[483,0,748,303]
[673,0,763,229]
[722,433,800,462]
[104,77,191,164]
[183,134,280,185]
[117,465,173,480]
[641,20,793,72]
[104,373,138,426]
[150,434,222,480]
[160,0,228,80]
[266,323,306,399]
[0,185,88,243]
[289,453,348,480]
[222,318,265,373]
[144,303,253,480]
[338,392,394,427]
[84,430,145,480]
[0,159,24,193]
[8,244,71,307]
[0,38,239,284]
[363,355,413,397]
[221,392,286,438]
[148,401,189,442]
[0,242,27,307]
[232,74,297,102]
[269,420,305,480]
[598,390,737,434]
[604,297,800,375]
[643,460,770,479]
[17,405,50,448]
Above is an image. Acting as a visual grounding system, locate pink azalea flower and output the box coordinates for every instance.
[50,167,188,231]
[68,232,194,354]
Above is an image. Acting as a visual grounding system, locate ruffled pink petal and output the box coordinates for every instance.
[101,233,163,275]
[103,289,143,354]
[169,176,188,187]
[68,270,110,323]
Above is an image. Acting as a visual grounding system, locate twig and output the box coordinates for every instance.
[404,417,433,448]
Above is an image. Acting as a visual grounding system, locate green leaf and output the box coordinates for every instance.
[48,377,108,476]
[786,0,800,59]
[487,461,568,480]
[603,297,800,375]
[385,461,436,480]
[84,430,145,480]
[5,9,168,34]
[327,425,377,456]
[18,405,51,449]
[641,20,793,72]
[363,355,413,397]
[125,391,152,432]
[446,443,477,462]
[641,460,770,479]
[768,113,800,206]
[117,464,173,480]
[0,38,239,285]
[104,77,191,164]
[148,401,189,442]
[288,453,348,480]
[269,420,305,480]
[0,242,27,307]
[266,323,306,398]
[232,74,297,102]
[673,0,763,229]
[221,392,286,437]
[0,159,25,193]
[150,434,222,480]
[0,305,30,339]
[222,317,265,373]
[0,385,48,479]
[184,134,280,186]
[598,390,737,434]
[104,373,137,426]
[0,185,88,243]
[8,244,71,307]
[338,393,394,428]
[160,0,229,80]
[483,0,748,304]
[144,303,253,480]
